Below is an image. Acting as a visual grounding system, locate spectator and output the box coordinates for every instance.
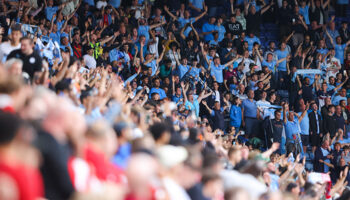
[7,36,42,79]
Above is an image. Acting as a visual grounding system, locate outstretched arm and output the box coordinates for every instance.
[164,6,178,21]
[149,21,166,30]
[224,56,240,67]
[193,6,207,22]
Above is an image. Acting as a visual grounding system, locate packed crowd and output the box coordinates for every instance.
[1,0,350,199]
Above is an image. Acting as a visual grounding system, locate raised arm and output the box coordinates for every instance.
[190,23,200,41]
[197,89,213,103]
[322,0,330,9]
[200,42,211,65]
[156,45,166,64]
[325,30,335,48]
[202,100,213,114]
[193,6,207,22]
[149,21,166,30]
[261,1,274,15]
[164,6,178,21]
[283,103,288,124]
[244,1,250,16]
[298,103,310,123]
[224,55,240,67]
[299,15,308,30]
[334,74,349,91]
[181,82,188,103]
[100,32,119,46]
[285,31,295,43]
[179,24,188,40]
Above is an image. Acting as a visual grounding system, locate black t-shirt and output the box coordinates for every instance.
[302,84,314,102]
[271,119,283,143]
[225,21,243,36]
[7,49,42,79]
[246,11,261,35]
[324,114,337,137]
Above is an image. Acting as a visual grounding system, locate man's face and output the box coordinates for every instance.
[248,90,254,99]
[341,89,347,97]
[62,37,69,45]
[267,54,273,61]
[214,57,220,65]
[21,39,33,55]
[288,112,294,121]
[184,10,190,18]
[155,79,160,87]
[74,34,81,43]
[214,82,219,90]
[9,62,22,76]
[176,88,181,96]
[281,43,286,50]
[230,16,236,22]
[275,112,281,120]
[312,103,318,111]
[214,102,220,110]
[11,30,22,43]
[209,17,216,24]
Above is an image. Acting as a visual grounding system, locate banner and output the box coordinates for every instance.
[256,102,282,109]
[296,69,324,75]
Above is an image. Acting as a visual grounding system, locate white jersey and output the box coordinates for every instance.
[0,42,21,63]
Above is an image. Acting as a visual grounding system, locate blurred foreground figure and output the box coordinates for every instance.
[0,112,44,200]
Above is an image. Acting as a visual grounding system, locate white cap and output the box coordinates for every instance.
[157,145,188,168]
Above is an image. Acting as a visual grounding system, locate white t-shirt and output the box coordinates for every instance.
[236,57,255,74]
[0,42,21,62]
[83,54,97,69]
[325,57,341,77]
[148,37,159,58]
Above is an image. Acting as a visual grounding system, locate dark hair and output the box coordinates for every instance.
[20,36,34,44]
[0,112,23,145]
[286,182,298,192]
[149,122,170,141]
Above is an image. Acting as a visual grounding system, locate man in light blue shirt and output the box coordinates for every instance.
[325,22,340,48]
[244,32,261,52]
[298,104,310,153]
[242,90,260,137]
[175,57,190,79]
[137,19,164,44]
[202,16,216,42]
[275,42,289,72]
[283,103,309,155]
[209,56,239,84]
[149,78,167,100]
[332,89,347,105]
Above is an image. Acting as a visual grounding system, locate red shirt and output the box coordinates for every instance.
[84,144,126,184]
[0,162,44,200]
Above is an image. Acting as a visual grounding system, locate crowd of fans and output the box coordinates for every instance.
[1,0,350,199]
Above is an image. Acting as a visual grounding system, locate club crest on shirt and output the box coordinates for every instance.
[29,57,36,64]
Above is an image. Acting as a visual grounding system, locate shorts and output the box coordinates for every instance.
[301,135,309,147]
[310,133,321,147]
